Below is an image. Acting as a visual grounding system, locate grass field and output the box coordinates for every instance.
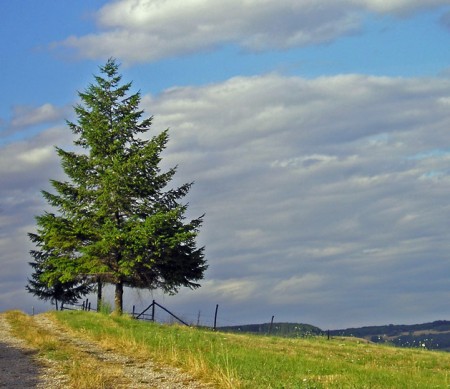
[7,310,450,388]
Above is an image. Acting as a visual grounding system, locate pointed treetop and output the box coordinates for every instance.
[102,57,121,78]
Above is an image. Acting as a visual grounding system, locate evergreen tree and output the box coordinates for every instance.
[28,59,207,314]
[26,231,92,310]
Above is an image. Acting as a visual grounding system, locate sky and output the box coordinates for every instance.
[2,0,450,330]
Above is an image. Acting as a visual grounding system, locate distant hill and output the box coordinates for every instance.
[329,320,450,351]
[220,320,450,352]
[219,322,322,337]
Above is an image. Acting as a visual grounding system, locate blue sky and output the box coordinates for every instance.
[2,0,450,329]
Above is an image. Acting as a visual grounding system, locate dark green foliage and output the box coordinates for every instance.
[26,232,92,310]
[27,59,207,314]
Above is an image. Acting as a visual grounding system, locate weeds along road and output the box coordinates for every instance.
[0,312,213,389]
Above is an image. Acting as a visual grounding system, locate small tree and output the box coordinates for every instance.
[27,231,92,310]
[28,59,207,314]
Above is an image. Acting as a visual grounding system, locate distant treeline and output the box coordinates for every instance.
[220,320,450,352]
[219,322,323,337]
[329,320,450,351]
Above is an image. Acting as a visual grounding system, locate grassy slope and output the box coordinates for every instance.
[53,312,450,388]
[47,310,450,389]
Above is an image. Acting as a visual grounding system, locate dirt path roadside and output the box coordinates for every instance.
[0,314,65,388]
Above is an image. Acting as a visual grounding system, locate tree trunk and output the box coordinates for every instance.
[55,300,59,311]
[114,281,123,315]
[97,278,103,312]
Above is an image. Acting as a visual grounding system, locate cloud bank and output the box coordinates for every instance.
[1,104,70,143]
[55,0,450,63]
[3,73,450,327]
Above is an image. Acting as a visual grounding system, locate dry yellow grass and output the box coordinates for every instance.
[4,311,126,389]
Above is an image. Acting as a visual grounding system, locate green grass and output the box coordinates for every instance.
[50,310,450,388]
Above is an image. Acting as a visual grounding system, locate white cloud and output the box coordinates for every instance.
[1,104,70,145]
[354,0,449,14]
[17,147,54,165]
[54,0,449,63]
[143,73,450,326]
[272,274,327,297]
[0,127,67,178]
[0,126,70,237]
[208,278,261,302]
[10,103,67,130]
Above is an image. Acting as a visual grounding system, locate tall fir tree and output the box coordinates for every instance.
[28,59,207,314]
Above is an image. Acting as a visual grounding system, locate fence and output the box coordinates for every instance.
[132,300,190,326]
[61,299,221,330]
[60,300,328,337]
[60,299,93,312]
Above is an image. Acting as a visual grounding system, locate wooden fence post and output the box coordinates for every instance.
[151,300,155,322]
[268,315,275,335]
[213,304,219,331]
